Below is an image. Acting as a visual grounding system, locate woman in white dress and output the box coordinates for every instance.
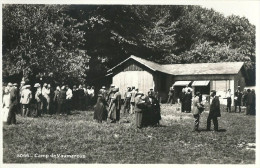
[2,87,10,122]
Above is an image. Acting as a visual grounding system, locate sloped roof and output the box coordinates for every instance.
[107,55,165,72]
[162,62,244,75]
[108,55,244,75]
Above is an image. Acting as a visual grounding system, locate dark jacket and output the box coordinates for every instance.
[58,90,66,104]
[135,96,146,113]
[10,87,18,106]
[234,90,242,102]
[247,92,254,105]
[209,96,221,117]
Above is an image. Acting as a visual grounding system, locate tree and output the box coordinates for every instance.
[3,4,88,84]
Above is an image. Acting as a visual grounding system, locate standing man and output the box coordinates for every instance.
[167,86,175,104]
[234,86,242,113]
[19,81,26,115]
[78,85,85,110]
[242,88,248,107]
[145,90,161,126]
[184,89,192,113]
[20,85,32,117]
[34,83,42,117]
[72,85,78,110]
[53,86,60,114]
[58,86,67,115]
[207,90,221,131]
[66,85,73,115]
[180,88,186,112]
[251,89,256,115]
[7,83,19,125]
[108,87,121,123]
[107,84,115,105]
[123,87,132,114]
[226,89,232,112]
[192,92,204,132]
[130,87,137,114]
[246,89,253,115]
[42,83,50,114]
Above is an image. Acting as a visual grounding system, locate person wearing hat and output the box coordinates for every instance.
[130,86,137,114]
[144,90,161,127]
[108,87,121,123]
[2,84,11,122]
[206,90,221,131]
[58,86,67,115]
[192,92,204,132]
[20,85,32,117]
[7,83,19,124]
[94,93,108,123]
[225,89,232,112]
[42,83,51,115]
[106,84,115,105]
[123,87,132,114]
[19,81,26,114]
[184,89,192,113]
[66,85,73,115]
[34,83,43,117]
[134,91,147,128]
[99,86,107,99]
[167,86,175,104]
[234,86,242,113]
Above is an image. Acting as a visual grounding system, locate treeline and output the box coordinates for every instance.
[2,5,256,86]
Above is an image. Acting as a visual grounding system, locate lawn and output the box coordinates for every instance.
[3,104,255,164]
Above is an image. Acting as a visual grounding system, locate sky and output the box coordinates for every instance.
[200,1,260,26]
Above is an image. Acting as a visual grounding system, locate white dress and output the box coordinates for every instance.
[2,93,10,122]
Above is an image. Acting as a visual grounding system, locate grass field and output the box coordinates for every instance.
[3,104,255,164]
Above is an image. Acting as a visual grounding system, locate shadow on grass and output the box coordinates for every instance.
[199,128,227,132]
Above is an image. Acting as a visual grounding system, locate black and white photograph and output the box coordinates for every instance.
[1,0,259,166]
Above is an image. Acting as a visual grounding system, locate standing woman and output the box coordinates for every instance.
[58,86,66,115]
[184,89,192,113]
[108,87,121,123]
[134,91,146,128]
[2,86,11,122]
[94,93,108,123]
[180,88,186,112]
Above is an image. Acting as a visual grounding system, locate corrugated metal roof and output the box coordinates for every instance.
[108,55,244,75]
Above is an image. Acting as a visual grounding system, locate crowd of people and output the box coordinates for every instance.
[93,85,161,128]
[2,81,161,128]
[167,85,194,113]
[225,86,256,115]
[2,81,97,125]
[2,81,255,130]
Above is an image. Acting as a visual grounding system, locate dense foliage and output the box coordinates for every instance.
[2,5,256,85]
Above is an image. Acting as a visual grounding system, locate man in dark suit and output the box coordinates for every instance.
[145,91,161,126]
[234,86,242,113]
[207,90,221,131]
[246,89,253,115]
[7,85,19,125]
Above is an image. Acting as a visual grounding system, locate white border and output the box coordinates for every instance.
[1,0,259,168]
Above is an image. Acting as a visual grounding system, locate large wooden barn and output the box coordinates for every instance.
[107,55,247,105]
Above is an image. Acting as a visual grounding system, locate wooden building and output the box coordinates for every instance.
[107,55,247,105]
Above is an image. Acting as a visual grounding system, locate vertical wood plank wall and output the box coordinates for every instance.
[113,71,154,98]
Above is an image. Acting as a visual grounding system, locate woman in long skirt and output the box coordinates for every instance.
[94,94,108,123]
[2,87,10,122]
